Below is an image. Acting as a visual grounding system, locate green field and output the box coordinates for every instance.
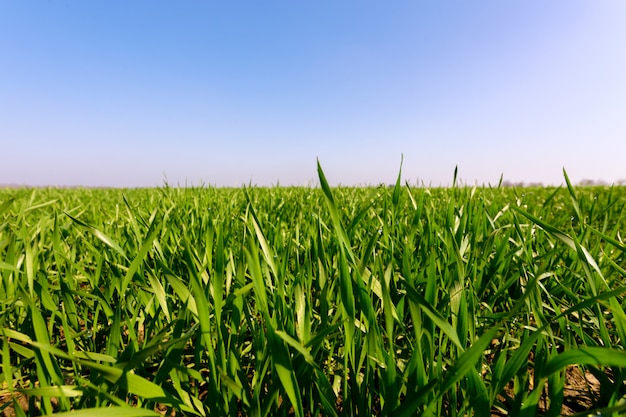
[1,166,626,416]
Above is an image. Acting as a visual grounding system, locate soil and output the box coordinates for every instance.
[491,365,602,416]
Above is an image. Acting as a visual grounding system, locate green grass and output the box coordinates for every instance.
[1,165,626,416]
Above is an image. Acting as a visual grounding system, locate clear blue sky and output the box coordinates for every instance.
[1,1,625,187]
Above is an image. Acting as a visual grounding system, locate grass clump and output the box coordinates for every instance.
[1,165,626,416]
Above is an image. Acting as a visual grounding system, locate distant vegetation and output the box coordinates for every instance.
[1,165,625,416]
[501,178,626,188]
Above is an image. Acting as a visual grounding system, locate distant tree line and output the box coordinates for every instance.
[501,179,626,188]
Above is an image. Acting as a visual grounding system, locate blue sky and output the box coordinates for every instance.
[1,1,625,187]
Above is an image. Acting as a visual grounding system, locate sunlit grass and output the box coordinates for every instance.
[1,165,625,416]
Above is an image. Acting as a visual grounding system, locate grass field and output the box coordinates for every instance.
[1,164,626,416]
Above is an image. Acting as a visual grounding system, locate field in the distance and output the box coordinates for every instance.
[1,166,626,416]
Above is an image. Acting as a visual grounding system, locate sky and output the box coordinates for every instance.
[1,1,625,187]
